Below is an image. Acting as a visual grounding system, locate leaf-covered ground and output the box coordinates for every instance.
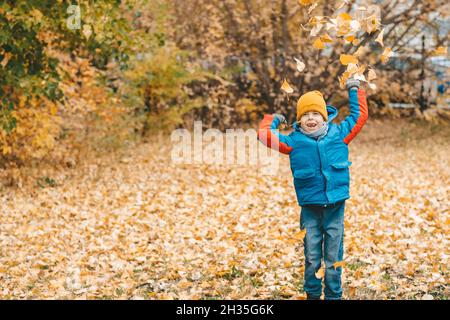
[0,119,449,299]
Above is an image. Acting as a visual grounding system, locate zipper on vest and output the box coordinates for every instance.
[316,139,329,204]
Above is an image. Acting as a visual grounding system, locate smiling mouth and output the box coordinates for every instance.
[306,123,317,128]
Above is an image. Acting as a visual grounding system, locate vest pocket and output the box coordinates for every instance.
[330,161,352,169]
[330,161,352,186]
[293,168,316,179]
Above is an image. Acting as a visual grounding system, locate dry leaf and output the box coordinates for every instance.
[431,46,447,56]
[367,69,377,81]
[320,33,333,43]
[375,29,384,47]
[294,57,306,72]
[298,0,315,6]
[381,47,394,63]
[281,79,294,94]
[307,3,318,15]
[313,38,325,50]
[340,54,358,65]
[336,0,349,10]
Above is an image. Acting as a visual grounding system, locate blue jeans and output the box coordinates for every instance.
[300,200,345,300]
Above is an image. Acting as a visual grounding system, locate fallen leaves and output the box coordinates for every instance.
[0,120,448,300]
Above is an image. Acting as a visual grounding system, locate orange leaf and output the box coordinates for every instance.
[340,54,358,65]
[313,38,325,50]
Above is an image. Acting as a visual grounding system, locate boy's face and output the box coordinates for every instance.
[300,111,325,133]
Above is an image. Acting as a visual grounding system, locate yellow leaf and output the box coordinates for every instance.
[340,54,358,65]
[313,38,325,50]
[375,29,384,47]
[339,12,352,21]
[320,33,333,43]
[365,15,380,34]
[367,69,377,82]
[381,47,394,64]
[281,79,294,94]
[298,0,315,6]
[315,266,325,279]
[333,261,346,269]
[49,104,58,116]
[431,46,447,56]
[336,0,349,10]
[352,38,360,46]
[339,71,351,89]
[294,228,307,240]
[345,35,355,43]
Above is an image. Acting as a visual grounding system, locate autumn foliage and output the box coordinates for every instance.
[0,0,449,300]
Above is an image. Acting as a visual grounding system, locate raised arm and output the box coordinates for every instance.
[257,114,293,154]
[340,79,369,144]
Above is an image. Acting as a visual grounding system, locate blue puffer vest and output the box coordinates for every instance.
[257,88,368,206]
[289,106,351,205]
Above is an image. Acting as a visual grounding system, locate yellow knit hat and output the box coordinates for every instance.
[296,90,328,122]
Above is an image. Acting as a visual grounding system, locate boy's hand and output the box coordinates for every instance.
[345,78,360,90]
[273,113,287,125]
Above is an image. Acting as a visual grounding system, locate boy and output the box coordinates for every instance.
[257,78,368,300]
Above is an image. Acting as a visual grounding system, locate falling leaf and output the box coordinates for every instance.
[310,24,323,37]
[336,0,349,10]
[333,261,346,270]
[375,29,384,47]
[431,46,447,56]
[320,33,333,43]
[298,0,315,6]
[307,3,318,15]
[313,38,325,50]
[340,54,358,65]
[315,266,325,279]
[381,47,394,63]
[339,71,351,89]
[281,79,294,94]
[345,35,355,43]
[367,69,377,82]
[338,12,352,21]
[294,57,306,72]
[365,15,380,34]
